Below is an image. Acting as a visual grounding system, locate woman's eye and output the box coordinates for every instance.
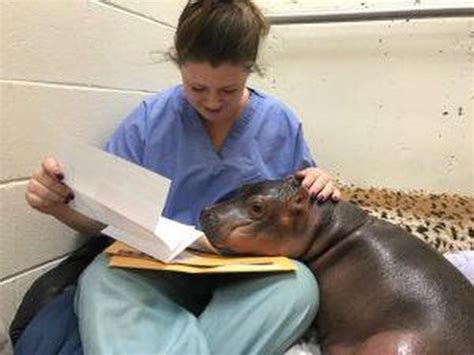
[223,89,237,94]
[192,87,205,92]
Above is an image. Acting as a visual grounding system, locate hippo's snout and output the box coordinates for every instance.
[199,207,220,240]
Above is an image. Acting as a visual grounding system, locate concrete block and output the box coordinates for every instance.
[0,182,83,279]
[0,82,148,181]
[2,0,179,91]
[85,0,179,90]
[102,0,188,27]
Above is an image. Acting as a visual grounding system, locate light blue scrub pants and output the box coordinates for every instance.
[74,254,319,355]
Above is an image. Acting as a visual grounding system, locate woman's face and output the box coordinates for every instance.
[180,61,249,124]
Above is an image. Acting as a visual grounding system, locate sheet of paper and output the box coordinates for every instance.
[55,140,202,262]
[154,217,205,253]
[56,140,169,230]
[102,220,204,262]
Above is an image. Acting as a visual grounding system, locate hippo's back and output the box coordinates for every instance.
[313,204,474,353]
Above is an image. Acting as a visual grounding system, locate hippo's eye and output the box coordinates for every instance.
[247,200,265,218]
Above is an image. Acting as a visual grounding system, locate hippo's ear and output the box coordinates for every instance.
[290,188,310,215]
[285,175,302,187]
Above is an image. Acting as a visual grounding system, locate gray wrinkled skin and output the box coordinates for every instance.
[200,177,474,355]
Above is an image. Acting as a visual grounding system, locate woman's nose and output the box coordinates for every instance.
[203,92,222,109]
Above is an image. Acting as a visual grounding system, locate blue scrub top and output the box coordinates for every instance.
[105,85,315,226]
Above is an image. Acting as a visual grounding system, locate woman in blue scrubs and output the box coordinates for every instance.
[26,0,340,353]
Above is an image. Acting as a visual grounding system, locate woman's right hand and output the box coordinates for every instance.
[25,157,74,216]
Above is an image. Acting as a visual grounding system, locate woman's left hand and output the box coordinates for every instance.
[294,167,341,202]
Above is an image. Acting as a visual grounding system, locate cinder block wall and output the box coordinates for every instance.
[0,0,181,329]
[1,0,472,332]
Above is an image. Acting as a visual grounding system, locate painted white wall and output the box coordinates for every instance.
[1,0,472,331]
[252,19,473,193]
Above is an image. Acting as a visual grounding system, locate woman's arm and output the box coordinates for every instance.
[50,204,105,236]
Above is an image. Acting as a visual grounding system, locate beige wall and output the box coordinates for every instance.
[1,0,472,331]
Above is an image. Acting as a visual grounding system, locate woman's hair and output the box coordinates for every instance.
[169,0,270,73]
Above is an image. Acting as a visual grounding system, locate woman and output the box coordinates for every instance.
[26,0,340,353]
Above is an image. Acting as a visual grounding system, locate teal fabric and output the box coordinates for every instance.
[75,254,319,354]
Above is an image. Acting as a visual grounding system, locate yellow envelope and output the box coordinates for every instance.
[105,241,296,274]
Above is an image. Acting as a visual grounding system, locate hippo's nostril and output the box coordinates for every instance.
[199,208,220,236]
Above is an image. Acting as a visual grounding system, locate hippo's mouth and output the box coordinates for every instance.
[199,207,245,242]
[200,210,252,243]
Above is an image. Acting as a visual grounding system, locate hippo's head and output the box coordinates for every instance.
[199,176,323,258]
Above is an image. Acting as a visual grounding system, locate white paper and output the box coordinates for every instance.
[56,140,202,262]
[154,217,205,255]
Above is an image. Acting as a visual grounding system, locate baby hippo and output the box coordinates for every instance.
[199,177,474,355]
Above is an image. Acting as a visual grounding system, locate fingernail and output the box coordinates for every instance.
[64,193,75,203]
[55,173,64,181]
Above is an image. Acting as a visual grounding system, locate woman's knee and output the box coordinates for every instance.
[76,253,110,291]
[276,260,319,317]
[248,260,319,327]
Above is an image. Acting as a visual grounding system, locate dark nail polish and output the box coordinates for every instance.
[64,193,75,203]
[56,173,64,181]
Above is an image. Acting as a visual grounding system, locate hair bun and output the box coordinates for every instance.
[189,0,235,5]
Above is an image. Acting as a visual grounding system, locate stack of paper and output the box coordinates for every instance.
[106,241,296,274]
[56,140,203,262]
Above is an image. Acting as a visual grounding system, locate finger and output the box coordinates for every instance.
[293,168,309,180]
[314,181,334,202]
[28,178,70,206]
[42,157,64,181]
[331,188,341,201]
[25,191,50,211]
[25,189,61,211]
[301,172,319,190]
[308,175,330,198]
[33,169,71,199]
[296,168,321,189]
